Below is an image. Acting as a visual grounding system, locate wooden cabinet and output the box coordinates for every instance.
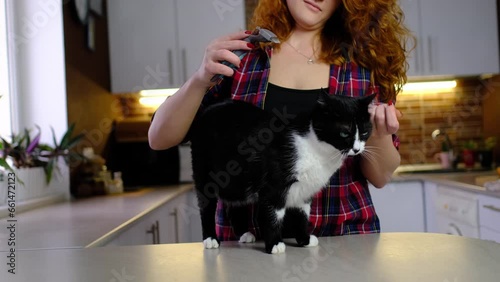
[369,180,426,232]
[400,0,499,78]
[107,0,245,93]
[478,194,500,243]
[104,189,202,246]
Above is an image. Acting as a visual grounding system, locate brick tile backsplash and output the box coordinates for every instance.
[397,78,489,164]
[120,78,494,165]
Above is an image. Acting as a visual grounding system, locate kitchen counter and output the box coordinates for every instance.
[0,165,498,252]
[1,233,499,282]
[0,183,193,251]
[394,165,500,198]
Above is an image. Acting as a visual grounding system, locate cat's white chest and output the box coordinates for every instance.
[286,127,345,207]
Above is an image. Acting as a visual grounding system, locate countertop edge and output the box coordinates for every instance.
[394,173,500,198]
[85,184,194,248]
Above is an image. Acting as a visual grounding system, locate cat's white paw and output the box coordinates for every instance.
[305,235,318,247]
[203,237,219,249]
[238,232,256,243]
[271,242,286,254]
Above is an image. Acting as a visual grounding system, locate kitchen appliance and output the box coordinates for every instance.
[434,185,480,238]
[106,118,180,190]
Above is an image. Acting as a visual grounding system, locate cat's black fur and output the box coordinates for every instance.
[189,91,375,254]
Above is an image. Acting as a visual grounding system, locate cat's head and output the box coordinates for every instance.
[312,91,376,156]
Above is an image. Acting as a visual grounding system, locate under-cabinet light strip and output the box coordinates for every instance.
[402,80,457,93]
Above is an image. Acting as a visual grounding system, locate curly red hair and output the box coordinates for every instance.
[250,0,415,102]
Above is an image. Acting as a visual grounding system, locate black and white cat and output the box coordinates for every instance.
[189,91,375,254]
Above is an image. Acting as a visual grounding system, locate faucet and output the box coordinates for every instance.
[432,129,458,168]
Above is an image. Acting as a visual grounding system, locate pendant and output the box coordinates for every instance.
[307,59,314,64]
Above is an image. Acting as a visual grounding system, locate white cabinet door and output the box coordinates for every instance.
[369,181,425,232]
[478,194,500,238]
[157,194,185,244]
[400,0,499,77]
[156,191,202,244]
[176,0,246,84]
[419,0,499,77]
[109,212,160,246]
[107,0,245,93]
[399,0,422,77]
[480,226,500,244]
[107,0,179,93]
[423,181,439,233]
[177,189,202,243]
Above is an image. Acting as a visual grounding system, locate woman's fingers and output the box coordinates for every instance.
[370,103,400,136]
[385,105,400,134]
[197,30,254,84]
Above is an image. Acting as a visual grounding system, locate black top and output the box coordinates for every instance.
[264,83,326,116]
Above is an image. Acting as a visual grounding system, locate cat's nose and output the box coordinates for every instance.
[352,148,360,154]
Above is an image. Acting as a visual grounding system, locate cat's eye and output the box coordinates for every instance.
[340,132,349,138]
[361,132,369,136]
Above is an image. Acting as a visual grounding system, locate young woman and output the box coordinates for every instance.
[149,0,413,241]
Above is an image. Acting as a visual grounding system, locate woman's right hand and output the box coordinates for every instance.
[193,30,254,88]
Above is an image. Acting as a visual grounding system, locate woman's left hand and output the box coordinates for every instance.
[368,102,402,138]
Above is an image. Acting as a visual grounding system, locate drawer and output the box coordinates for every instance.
[478,195,500,233]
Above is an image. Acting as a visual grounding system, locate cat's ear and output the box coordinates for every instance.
[317,89,331,106]
[360,93,377,106]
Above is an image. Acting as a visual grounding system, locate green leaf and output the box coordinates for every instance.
[50,126,58,148]
[65,133,85,150]
[0,158,13,172]
[44,158,55,184]
[24,128,31,149]
[59,123,76,149]
[37,143,55,151]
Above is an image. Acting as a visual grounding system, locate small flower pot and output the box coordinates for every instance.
[462,149,475,168]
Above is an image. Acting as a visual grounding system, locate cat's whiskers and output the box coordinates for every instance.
[360,147,380,166]
[363,145,382,155]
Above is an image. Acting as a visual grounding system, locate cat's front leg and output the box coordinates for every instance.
[258,203,286,254]
[196,189,220,249]
[294,202,318,248]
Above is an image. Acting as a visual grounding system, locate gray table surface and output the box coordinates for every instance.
[1,233,499,282]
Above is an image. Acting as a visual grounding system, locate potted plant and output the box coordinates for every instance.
[477,137,497,169]
[0,123,84,203]
[462,140,478,169]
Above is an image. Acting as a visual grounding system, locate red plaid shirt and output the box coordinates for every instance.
[201,47,399,241]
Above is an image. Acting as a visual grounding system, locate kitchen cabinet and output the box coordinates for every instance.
[369,181,426,232]
[104,189,202,246]
[107,0,245,93]
[423,181,439,233]
[478,194,500,243]
[400,0,499,78]
[432,185,480,238]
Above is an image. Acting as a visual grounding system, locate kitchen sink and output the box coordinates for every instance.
[399,167,492,174]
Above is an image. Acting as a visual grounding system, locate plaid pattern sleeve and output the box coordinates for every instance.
[214,48,397,241]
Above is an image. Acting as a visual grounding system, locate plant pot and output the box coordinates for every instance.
[477,150,494,169]
[462,149,475,168]
[0,167,63,205]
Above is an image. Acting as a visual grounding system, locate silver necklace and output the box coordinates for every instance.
[285,41,316,64]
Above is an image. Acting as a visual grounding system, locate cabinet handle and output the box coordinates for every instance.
[483,205,500,213]
[447,223,463,236]
[427,36,433,72]
[181,48,187,84]
[167,49,173,85]
[170,208,179,243]
[146,221,159,244]
[413,36,420,73]
[155,220,160,244]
